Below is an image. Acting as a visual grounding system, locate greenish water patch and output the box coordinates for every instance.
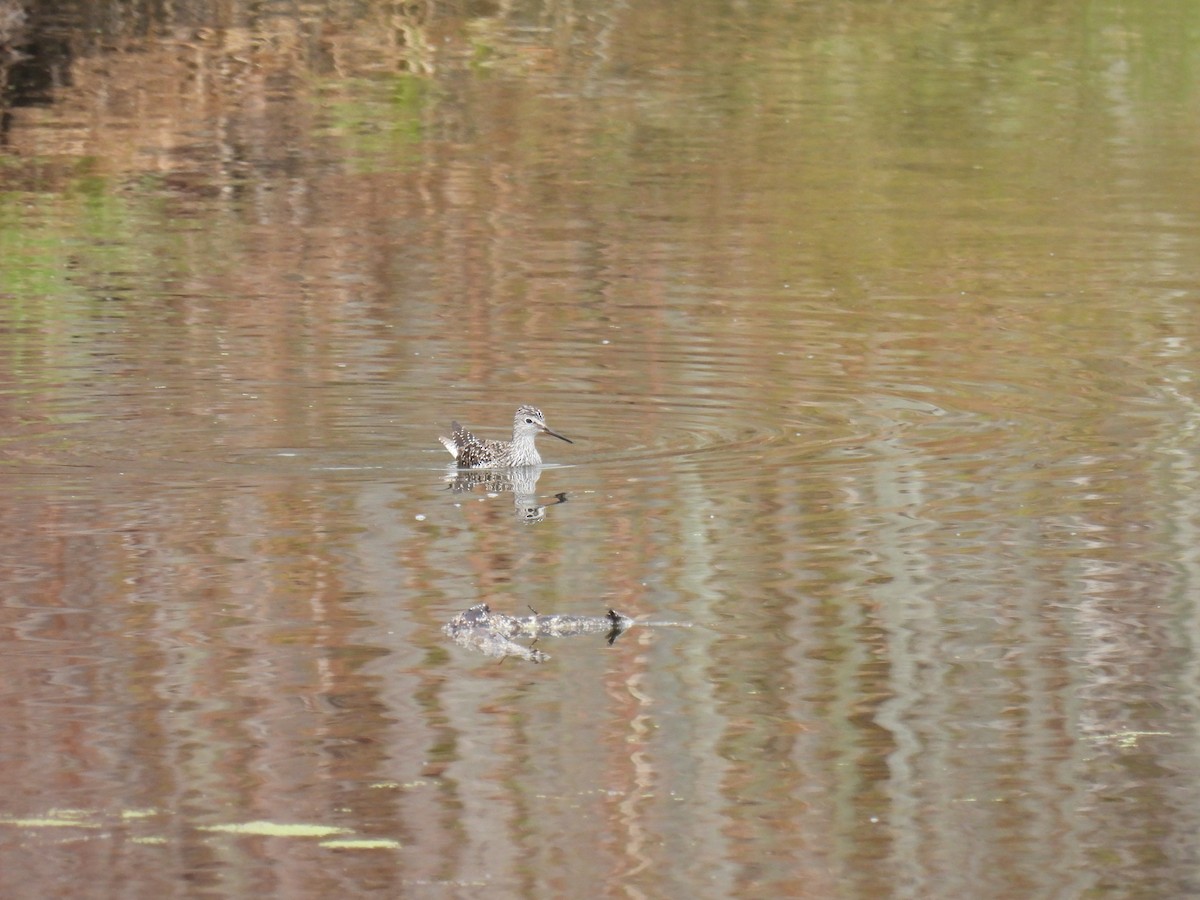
[318,74,430,171]
[199,820,354,838]
[321,838,403,850]
[0,809,102,829]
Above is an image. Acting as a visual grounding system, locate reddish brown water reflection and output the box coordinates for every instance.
[1,1,1200,897]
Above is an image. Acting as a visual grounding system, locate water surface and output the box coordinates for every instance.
[2,1,1200,897]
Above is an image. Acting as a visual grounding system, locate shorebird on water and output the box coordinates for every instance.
[439,405,573,468]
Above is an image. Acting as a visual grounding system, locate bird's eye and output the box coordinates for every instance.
[525,417,535,424]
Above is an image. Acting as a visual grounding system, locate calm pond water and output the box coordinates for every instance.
[2,0,1200,897]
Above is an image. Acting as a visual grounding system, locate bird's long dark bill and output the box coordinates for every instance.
[542,427,573,444]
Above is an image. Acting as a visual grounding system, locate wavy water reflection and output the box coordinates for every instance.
[1,0,1200,898]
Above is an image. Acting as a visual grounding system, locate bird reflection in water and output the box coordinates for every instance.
[444,465,568,524]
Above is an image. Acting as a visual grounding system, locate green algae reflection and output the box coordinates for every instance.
[199,820,353,838]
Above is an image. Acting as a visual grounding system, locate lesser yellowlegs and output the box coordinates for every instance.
[439,405,573,468]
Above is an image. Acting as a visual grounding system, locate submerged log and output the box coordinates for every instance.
[443,603,634,663]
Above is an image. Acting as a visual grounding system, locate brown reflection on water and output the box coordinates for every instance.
[0,476,413,892]
[2,0,1200,897]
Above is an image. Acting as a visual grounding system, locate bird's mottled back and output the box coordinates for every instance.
[439,405,573,469]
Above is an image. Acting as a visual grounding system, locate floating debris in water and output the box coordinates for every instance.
[442,603,634,663]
